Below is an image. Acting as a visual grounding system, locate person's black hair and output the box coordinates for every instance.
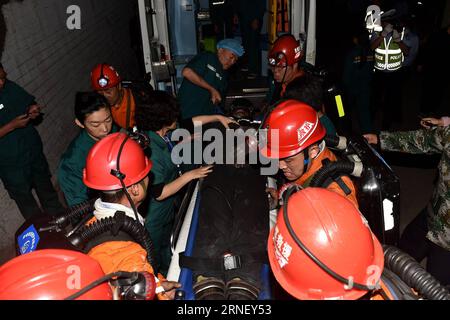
[283,73,323,112]
[0,62,3,69]
[135,90,180,132]
[100,189,126,204]
[74,92,110,123]
[229,98,254,118]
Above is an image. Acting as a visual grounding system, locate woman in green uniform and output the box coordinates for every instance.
[136,90,236,276]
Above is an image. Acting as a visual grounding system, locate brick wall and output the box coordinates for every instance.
[0,0,141,263]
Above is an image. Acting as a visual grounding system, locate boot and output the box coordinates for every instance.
[225,278,260,300]
[193,276,226,300]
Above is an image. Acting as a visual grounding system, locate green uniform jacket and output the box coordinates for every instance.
[144,131,179,274]
[57,130,96,207]
[380,127,450,250]
[57,126,118,207]
[177,52,227,120]
[0,80,42,166]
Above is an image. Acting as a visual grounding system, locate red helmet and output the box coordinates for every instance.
[90,63,121,90]
[83,132,152,191]
[260,100,326,159]
[268,188,384,300]
[269,34,303,67]
[0,249,112,300]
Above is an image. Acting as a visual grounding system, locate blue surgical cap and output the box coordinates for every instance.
[217,38,245,57]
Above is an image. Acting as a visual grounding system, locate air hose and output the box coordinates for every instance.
[51,199,96,228]
[381,268,418,300]
[309,160,364,188]
[383,245,450,300]
[68,213,159,272]
[324,134,347,150]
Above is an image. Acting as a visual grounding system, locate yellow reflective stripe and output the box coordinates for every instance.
[375,37,404,71]
[375,48,402,54]
[335,95,345,117]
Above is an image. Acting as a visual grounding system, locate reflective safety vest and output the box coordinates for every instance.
[374,30,405,71]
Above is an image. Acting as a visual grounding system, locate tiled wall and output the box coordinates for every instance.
[0,0,141,263]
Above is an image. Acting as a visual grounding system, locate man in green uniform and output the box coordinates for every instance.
[57,92,115,207]
[0,63,63,219]
[177,38,244,120]
[364,119,450,286]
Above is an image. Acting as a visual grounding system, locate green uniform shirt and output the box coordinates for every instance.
[320,115,337,137]
[0,80,42,166]
[144,130,179,273]
[57,130,96,207]
[177,52,227,120]
[380,127,450,251]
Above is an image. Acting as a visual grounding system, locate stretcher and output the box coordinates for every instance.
[167,180,272,300]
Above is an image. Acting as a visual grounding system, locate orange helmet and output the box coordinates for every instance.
[83,132,152,191]
[260,100,326,159]
[268,34,303,67]
[90,63,121,90]
[268,187,384,300]
[0,249,112,300]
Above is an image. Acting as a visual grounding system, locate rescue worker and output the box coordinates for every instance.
[266,34,305,104]
[261,100,358,208]
[0,249,159,300]
[135,90,236,276]
[90,63,152,130]
[0,249,113,300]
[177,38,244,120]
[268,186,450,300]
[268,187,384,300]
[0,63,64,219]
[364,119,450,286]
[57,92,116,207]
[82,132,180,299]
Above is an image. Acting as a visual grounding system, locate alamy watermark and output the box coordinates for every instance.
[66,5,81,30]
[169,121,280,176]
[66,265,81,290]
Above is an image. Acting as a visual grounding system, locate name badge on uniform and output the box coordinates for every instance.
[207,64,223,81]
[207,64,217,73]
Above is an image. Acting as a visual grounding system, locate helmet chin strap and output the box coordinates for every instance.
[303,149,310,167]
[111,135,140,223]
[279,52,289,85]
